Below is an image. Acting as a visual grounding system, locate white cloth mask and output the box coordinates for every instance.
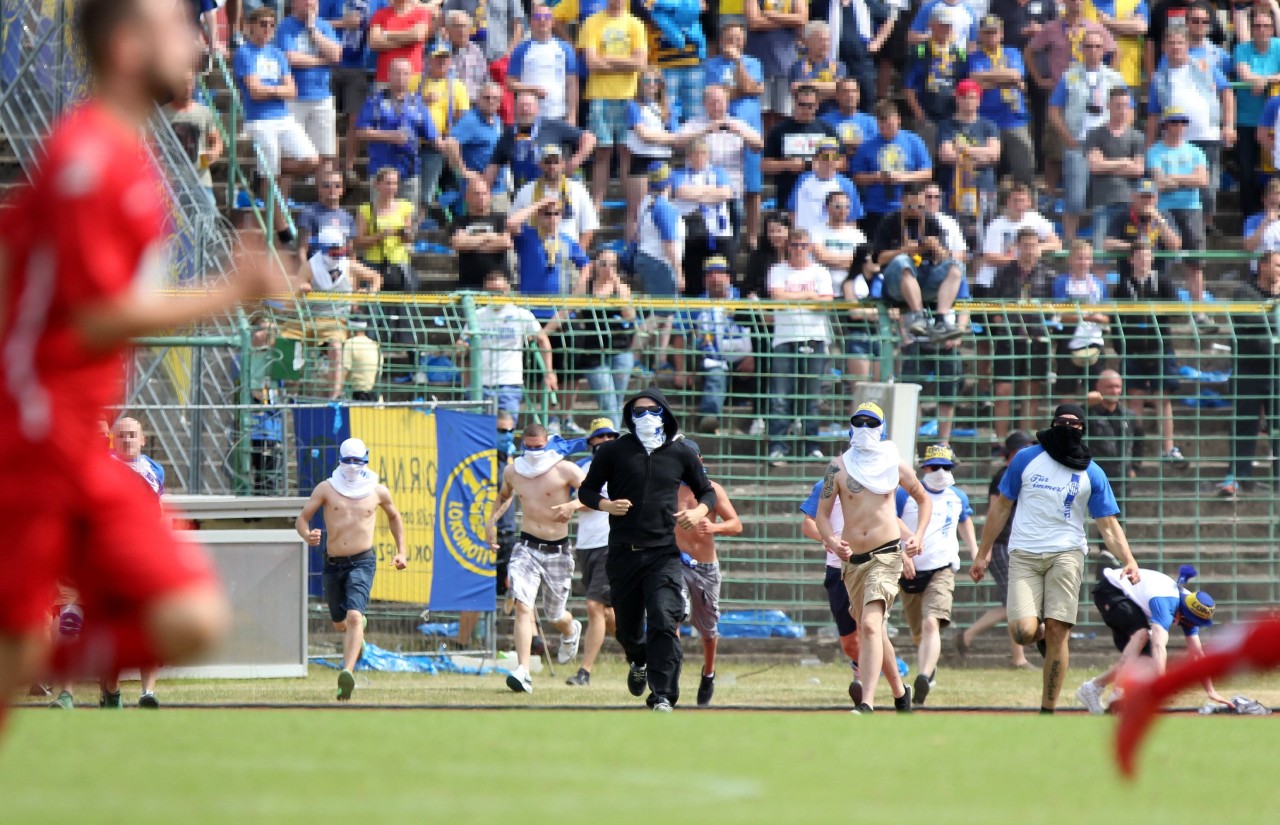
[841,424,900,494]
[514,448,563,478]
[924,468,955,490]
[633,412,665,452]
[330,461,378,499]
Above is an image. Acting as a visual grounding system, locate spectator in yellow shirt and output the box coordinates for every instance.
[578,0,648,210]
[419,40,472,203]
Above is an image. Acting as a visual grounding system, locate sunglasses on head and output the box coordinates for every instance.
[850,416,879,428]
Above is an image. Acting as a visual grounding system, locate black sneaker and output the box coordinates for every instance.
[138,691,160,709]
[99,690,122,709]
[565,668,591,687]
[848,679,863,706]
[697,672,715,706]
[894,686,912,713]
[851,703,874,714]
[913,672,931,706]
[627,662,647,697]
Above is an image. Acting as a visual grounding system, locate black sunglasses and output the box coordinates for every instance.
[850,417,878,428]
[1053,417,1085,431]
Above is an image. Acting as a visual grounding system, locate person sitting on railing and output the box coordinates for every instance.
[1102,178,1182,284]
[277,0,344,177]
[164,67,224,209]
[987,226,1055,442]
[452,178,514,290]
[293,226,382,399]
[297,169,356,267]
[1114,241,1188,465]
[672,256,757,435]
[1215,248,1280,497]
[236,5,322,246]
[355,56,440,206]
[1049,239,1111,405]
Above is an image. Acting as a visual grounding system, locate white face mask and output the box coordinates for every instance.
[924,468,955,490]
[339,463,366,484]
[849,425,881,452]
[633,410,665,451]
[323,252,348,272]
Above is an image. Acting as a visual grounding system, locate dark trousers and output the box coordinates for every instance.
[1237,126,1265,219]
[1232,379,1280,480]
[606,543,685,706]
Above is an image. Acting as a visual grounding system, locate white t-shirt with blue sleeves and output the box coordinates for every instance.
[998,445,1119,555]
[896,485,972,573]
[1102,568,1198,637]
[800,479,844,569]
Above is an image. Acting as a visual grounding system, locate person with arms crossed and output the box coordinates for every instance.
[297,438,407,701]
[815,402,928,713]
[972,403,1140,714]
[487,423,587,694]
[0,0,283,735]
[675,439,743,706]
[577,389,718,711]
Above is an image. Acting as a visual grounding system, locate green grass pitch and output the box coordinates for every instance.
[2,709,1276,823]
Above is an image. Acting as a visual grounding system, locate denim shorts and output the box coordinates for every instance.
[323,550,377,623]
[588,98,629,148]
[483,384,524,418]
[845,333,881,358]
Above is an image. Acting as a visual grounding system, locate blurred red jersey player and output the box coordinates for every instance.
[0,0,281,732]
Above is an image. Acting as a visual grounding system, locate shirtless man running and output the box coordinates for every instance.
[675,440,743,707]
[488,423,586,694]
[816,402,931,713]
[296,438,407,701]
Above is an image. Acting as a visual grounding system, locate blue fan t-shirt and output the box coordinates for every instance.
[276,15,339,101]
[1146,140,1207,211]
[999,445,1119,555]
[850,130,932,214]
[234,41,293,122]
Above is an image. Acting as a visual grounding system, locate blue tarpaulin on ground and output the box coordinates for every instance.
[712,610,807,639]
[315,642,495,675]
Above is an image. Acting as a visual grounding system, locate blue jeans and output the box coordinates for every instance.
[420,150,445,205]
[585,351,634,424]
[767,341,829,456]
[1062,147,1088,215]
[483,385,524,418]
[883,254,959,304]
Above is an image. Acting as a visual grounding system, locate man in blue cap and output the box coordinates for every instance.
[1076,564,1231,714]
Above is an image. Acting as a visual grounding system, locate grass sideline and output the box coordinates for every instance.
[22,661,1280,709]
[2,710,1278,823]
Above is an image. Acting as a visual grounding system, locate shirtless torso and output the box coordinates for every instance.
[819,461,930,559]
[496,460,587,542]
[299,482,407,567]
[676,480,742,563]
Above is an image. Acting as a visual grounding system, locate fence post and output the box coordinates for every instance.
[876,302,895,381]
[235,310,254,495]
[460,292,483,402]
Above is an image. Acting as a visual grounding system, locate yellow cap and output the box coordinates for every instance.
[851,401,885,425]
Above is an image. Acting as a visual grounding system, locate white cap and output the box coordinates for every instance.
[340,438,368,460]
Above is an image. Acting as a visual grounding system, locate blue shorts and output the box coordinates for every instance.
[483,384,524,418]
[845,334,881,358]
[323,550,377,623]
[663,65,704,124]
[743,149,763,194]
[588,99,630,148]
[824,565,857,637]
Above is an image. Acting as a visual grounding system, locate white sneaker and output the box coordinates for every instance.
[1076,679,1105,715]
[545,419,562,436]
[652,698,673,712]
[557,619,583,664]
[505,665,533,694]
[748,417,766,436]
[561,418,586,435]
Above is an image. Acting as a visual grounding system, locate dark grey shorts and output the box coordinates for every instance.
[577,545,611,606]
[990,542,1011,605]
[323,550,377,622]
[681,562,722,639]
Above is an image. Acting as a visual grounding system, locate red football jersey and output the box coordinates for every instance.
[0,102,167,447]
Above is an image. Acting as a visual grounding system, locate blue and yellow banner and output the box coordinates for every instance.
[294,406,497,611]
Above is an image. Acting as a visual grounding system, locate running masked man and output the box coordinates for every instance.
[0,0,283,735]
[297,438,407,701]
[487,423,585,694]
[816,402,930,713]
[675,439,742,707]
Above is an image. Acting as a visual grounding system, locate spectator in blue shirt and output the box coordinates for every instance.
[323,0,388,183]
[277,0,343,172]
[297,169,358,265]
[904,4,969,152]
[850,99,933,239]
[354,56,440,207]
[1146,106,1210,313]
[966,15,1034,186]
[486,91,596,198]
[910,0,978,48]
[442,81,507,208]
[235,6,320,245]
[507,194,592,310]
[1232,7,1280,217]
[671,257,757,432]
[701,22,766,245]
[820,77,880,167]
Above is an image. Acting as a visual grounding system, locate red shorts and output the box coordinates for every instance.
[0,448,217,636]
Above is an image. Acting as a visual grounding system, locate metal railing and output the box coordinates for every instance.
[223,292,1280,636]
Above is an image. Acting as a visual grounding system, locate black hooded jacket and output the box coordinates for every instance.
[578,388,717,547]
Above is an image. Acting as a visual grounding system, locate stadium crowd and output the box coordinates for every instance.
[181,0,1280,498]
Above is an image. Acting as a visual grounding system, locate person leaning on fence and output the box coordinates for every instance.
[672,256,758,435]
[290,226,381,399]
[766,226,836,466]
[973,404,1141,714]
[986,226,1054,440]
[1215,249,1280,498]
[577,389,719,711]
[297,438,408,701]
[954,430,1035,669]
[236,5,321,246]
[565,419,623,687]
[871,184,968,344]
[1113,241,1187,465]
[897,444,978,706]
[487,423,587,694]
[1049,239,1110,404]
